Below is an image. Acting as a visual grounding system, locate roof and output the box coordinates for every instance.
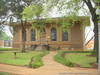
[10,16,90,26]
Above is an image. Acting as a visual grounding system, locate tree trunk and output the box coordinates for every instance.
[93,20,99,63]
[21,20,26,53]
[22,41,26,52]
[83,0,99,63]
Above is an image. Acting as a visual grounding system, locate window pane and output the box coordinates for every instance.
[22,30,26,41]
[51,28,56,41]
[31,29,36,41]
[62,31,68,41]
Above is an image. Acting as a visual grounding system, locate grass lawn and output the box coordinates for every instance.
[54,51,96,68]
[0,72,16,75]
[0,51,49,68]
[0,48,19,51]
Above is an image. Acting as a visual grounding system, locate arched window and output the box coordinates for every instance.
[62,31,68,41]
[31,29,36,41]
[51,28,57,41]
[22,30,26,41]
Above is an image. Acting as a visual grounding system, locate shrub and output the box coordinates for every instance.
[29,55,43,68]
[29,50,49,68]
[31,60,43,68]
[54,51,74,67]
[64,59,74,67]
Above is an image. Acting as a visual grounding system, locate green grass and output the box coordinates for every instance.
[65,53,96,67]
[54,51,96,68]
[0,48,19,51]
[29,51,49,68]
[0,51,49,68]
[0,72,16,75]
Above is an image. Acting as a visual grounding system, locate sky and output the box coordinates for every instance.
[4,26,13,38]
[85,20,94,43]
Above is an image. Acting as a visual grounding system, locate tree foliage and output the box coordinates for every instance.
[21,3,46,33]
[0,31,11,40]
[22,4,43,20]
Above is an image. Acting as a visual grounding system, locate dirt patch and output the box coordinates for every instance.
[74,64,81,67]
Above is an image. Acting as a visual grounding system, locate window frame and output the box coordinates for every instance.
[31,29,36,41]
[62,31,68,41]
[51,27,57,41]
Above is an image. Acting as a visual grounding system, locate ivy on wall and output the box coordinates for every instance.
[31,16,90,32]
[10,16,90,34]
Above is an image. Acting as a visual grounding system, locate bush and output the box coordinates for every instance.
[29,55,43,68]
[31,61,43,68]
[54,51,74,67]
[29,51,49,68]
[65,59,74,67]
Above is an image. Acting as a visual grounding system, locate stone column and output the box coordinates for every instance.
[57,26,61,41]
[19,28,22,42]
[36,28,40,41]
[26,28,31,49]
[13,26,22,49]
[26,28,30,42]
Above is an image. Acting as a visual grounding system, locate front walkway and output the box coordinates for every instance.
[0,51,98,75]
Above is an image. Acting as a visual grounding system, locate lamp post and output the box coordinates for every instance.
[96,4,100,75]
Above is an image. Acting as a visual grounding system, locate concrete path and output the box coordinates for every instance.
[0,51,98,75]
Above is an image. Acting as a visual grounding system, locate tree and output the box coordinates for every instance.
[0,0,7,35]
[0,0,46,52]
[21,3,44,30]
[0,0,28,52]
[21,3,48,49]
[44,0,100,62]
[21,1,46,52]
[0,0,34,52]
[0,31,12,40]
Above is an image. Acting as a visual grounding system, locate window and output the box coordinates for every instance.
[62,31,68,41]
[31,29,36,41]
[42,28,46,33]
[51,28,57,41]
[22,30,26,41]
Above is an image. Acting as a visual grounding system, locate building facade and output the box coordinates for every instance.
[12,17,89,50]
[0,40,4,47]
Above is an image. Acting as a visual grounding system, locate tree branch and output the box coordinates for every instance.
[83,0,97,21]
